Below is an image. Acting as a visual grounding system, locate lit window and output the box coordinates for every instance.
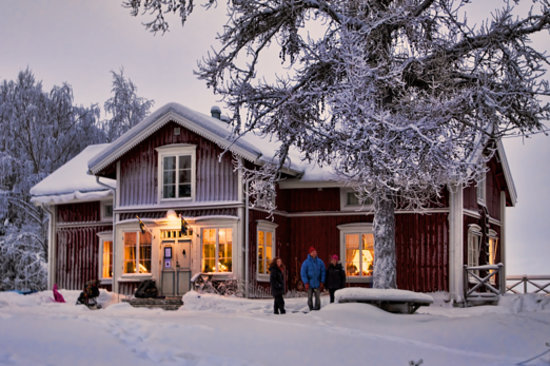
[97,232,113,281]
[345,233,374,277]
[102,240,113,278]
[201,228,232,273]
[338,223,374,282]
[488,231,499,284]
[123,231,152,274]
[157,144,196,201]
[257,221,277,280]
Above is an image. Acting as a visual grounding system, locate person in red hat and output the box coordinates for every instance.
[300,246,326,311]
[325,254,346,303]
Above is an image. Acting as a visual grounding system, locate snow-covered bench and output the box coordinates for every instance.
[335,288,433,314]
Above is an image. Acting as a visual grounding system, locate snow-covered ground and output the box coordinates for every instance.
[1,290,549,366]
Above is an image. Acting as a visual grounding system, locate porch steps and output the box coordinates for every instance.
[465,292,500,307]
[124,296,184,311]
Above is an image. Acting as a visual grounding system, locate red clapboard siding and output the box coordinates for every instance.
[55,225,111,290]
[287,188,341,212]
[285,214,372,291]
[57,202,101,223]
[463,156,504,220]
[248,212,449,293]
[395,213,449,292]
[119,121,238,207]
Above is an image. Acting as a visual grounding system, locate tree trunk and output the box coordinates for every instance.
[373,192,396,289]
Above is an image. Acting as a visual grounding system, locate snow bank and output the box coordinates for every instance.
[1,290,549,366]
[335,287,434,304]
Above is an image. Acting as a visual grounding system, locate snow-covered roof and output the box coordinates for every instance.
[30,144,115,205]
[88,103,304,177]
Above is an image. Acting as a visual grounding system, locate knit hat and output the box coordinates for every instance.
[309,246,316,254]
[331,254,339,261]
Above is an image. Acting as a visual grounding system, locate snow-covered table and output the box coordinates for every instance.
[335,288,433,314]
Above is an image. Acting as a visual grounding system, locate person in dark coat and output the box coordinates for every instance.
[300,246,326,311]
[325,254,346,303]
[269,257,286,314]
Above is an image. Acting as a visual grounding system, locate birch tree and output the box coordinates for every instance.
[0,69,103,289]
[126,0,550,288]
[103,68,154,141]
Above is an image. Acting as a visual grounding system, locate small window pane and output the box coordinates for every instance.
[361,233,374,276]
[102,240,113,278]
[178,184,191,198]
[346,192,360,206]
[103,204,113,218]
[202,229,216,272]
[258,231,265,274]
[164,156,176,170]
[179,155,191,169]
[123,232,137,274]
[163,185,175,198]
[345,234,360,276]
[139,232,152,273]
[164,170,175,184]
[179,170,191,184]
[218,228,232,272]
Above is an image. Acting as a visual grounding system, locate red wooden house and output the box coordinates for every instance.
[31,102,517,305]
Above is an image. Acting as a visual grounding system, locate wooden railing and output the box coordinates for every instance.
[506,275,550,295]
[463,263,504,304]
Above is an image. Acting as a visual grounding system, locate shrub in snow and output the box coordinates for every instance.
[0,224,46,291]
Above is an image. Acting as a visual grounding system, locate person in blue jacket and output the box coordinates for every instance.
[300,246,326,311]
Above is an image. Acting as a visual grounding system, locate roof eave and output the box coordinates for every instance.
[496,140,518,207]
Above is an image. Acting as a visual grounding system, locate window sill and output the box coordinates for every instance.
[346,276,373,283]
[99,278,113,285]
[199,272,235,280]
[257,274,270,282]
[118,274,152,282]
[159,197,194,203]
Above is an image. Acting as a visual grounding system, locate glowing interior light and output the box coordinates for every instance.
[138,263,148,273]
[351,249,373,276]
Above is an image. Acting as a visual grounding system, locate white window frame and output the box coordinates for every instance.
[200,227,234,274]
[100,200,113,221]
[477,172,487,206]
[97,231,113,284]
[337,222,374,283]
[340,188,373,211]
[467,224,482,268]
[488,229,499,285]
[488,229,498,265]
[121,230,153,276]
[156,144,197,203]
[256,220,278,282]
[467,224,482,282]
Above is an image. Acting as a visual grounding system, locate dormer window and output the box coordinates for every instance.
[156,144,196,202]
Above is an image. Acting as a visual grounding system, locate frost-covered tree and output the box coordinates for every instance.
[103,68,154,141]
[0,69,103,289]
[126,0,550,288]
